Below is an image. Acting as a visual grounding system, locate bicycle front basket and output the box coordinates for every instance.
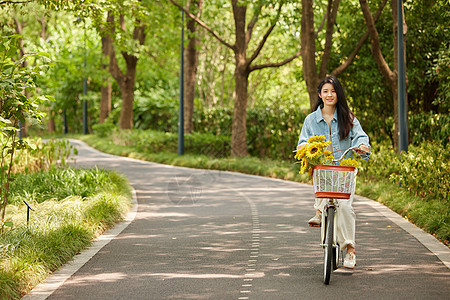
[312,165,356,199]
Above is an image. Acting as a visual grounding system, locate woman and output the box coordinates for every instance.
[297,76,370,269]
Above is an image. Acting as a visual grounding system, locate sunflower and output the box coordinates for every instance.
[294,146,307,160]
[306,143,323,159]
[299,159,308,174]
[340,158,359,168]
[307,135,326,143]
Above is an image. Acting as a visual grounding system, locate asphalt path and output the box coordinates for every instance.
[25,140,449,299]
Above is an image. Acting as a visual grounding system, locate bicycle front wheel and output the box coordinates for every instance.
[323,207,335,285]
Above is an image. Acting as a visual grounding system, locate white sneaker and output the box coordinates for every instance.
[343,252,356,269]
[308,211,322,226]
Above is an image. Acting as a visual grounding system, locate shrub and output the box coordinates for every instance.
[389,141,449,202]
[409,112,450,146]
[92,122,116,138]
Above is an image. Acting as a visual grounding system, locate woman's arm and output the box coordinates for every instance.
[351,117,371,159]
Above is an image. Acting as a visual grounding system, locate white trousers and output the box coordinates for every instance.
[314,175,357,251]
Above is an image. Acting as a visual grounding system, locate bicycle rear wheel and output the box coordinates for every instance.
[323,207,335,285]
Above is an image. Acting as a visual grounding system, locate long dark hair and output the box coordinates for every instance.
[313,76,355,140]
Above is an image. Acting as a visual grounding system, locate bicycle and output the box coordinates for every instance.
[310,147,370,285]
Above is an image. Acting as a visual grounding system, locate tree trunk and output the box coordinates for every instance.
[184,0,203,133]
[99,80,112,123]
[232,66,249,157]
[230,0,249,156]
[106,13,145,130]
[301,0,319,110]
[119,72,136,129]
[48,111,56,132]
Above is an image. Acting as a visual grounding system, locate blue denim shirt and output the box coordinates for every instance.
[297,107,370,160]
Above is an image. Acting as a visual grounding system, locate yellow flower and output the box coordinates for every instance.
[299,159,308,174]
[340,158,359,168]
[307,135,326,143]
[324,150,332,156]
[294,146,307,160]
[306,143,323,159]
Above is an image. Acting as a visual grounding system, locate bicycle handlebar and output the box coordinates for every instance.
[331,147,371,163]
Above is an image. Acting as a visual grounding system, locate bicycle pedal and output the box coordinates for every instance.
[309,223,321,227]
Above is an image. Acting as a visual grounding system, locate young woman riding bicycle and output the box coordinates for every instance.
[297,76,370,269]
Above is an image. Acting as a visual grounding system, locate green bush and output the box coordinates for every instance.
[92,122,116,138]
[108,128,231,157]
[409,112,450,146]
[0,137,76,174]
[390,141,449,201]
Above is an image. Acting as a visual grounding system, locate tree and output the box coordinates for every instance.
[184,0,203,134]
[169,0,301,156]
[301,0,388,109]
[359,0,407,150]
[103,7,146,129]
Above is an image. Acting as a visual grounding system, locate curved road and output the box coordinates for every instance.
[25,140,449,299]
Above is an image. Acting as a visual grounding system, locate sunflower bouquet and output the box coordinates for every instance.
[295,135,360,176]
[295,135,333,175]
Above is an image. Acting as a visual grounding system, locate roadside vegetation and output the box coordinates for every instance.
[0,139,132,299]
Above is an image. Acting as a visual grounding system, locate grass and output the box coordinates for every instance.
[0,167,132,299]
[77,133,449,246]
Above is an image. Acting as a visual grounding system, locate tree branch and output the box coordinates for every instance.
[249,50,301,72]
[359,0,394,84]
[245,4,262,45]
[319,0,340,79]
[331,0,387,76]
[248,3,283,65]
[315,8,327,39]
[167,0,234,50]
[0,0,31,4]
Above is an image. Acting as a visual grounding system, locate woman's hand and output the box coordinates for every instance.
[356,144,370,154]
[297,144,306,151]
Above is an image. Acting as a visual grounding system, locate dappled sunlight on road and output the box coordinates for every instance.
[43,140,450,300]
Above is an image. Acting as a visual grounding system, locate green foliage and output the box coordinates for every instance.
[0,34,51,227]
[133,97,308,160]
[92,121,115,137]
[409,112,449,146]
[133,91,179,132]
[9,167,128,205]
[106,128,231,158]
[357,140,449,242]
[0,168,131,298]
[389,142,449,202]
[4,138,77,174]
